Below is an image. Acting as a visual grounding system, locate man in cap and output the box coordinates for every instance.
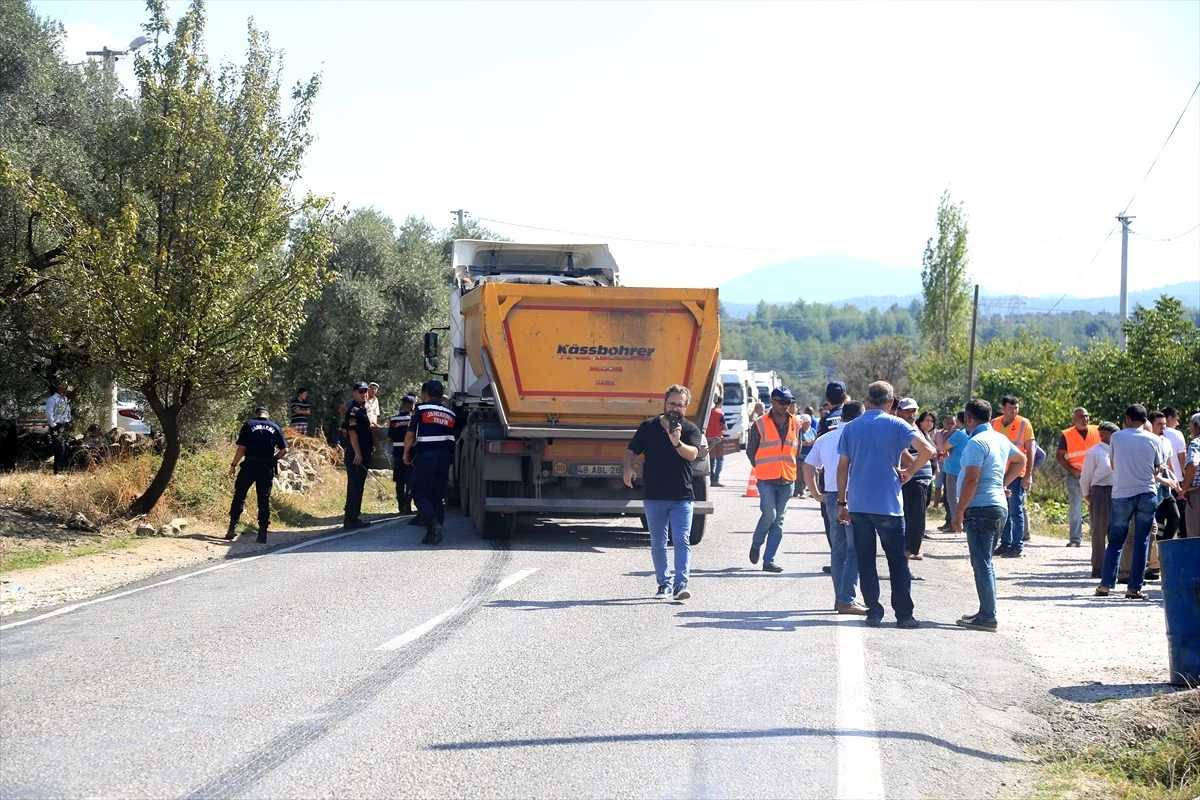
[404,380,457,545]
[340,381,375,530]
[227,405,287,544]
[388,395,417,515]
[746,386,801,572]
[836,381,936,628]
[816,381,848,437]
[1055,407,1100,547]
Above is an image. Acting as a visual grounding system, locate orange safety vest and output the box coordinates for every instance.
[754,413,800,481]
[992,415,1032,444]
[1060,425,1100,471]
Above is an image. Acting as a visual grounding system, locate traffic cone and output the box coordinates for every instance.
[743,471,759,498]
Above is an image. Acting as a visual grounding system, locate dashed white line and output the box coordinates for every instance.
[0,528,368,632]
[836,622,886,800]
[375,567,538,652]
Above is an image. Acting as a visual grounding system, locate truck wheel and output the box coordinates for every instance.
[688,477,707,545]
[456,441,471,516]
[482,481,516,540]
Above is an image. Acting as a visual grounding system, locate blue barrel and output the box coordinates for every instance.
[1159,538,1200,686]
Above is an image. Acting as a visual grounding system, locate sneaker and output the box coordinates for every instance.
[749,544,761,565]
[864,617,883,627]
[710,481,723,487]
[224,522,238,541]
[1000,549,1023,558]
[896,617,921,630]
[673,587,691,601]
[762,562,783,573]
[654,585,670,599]
[993,546,1009,556]
[836,602,868,616]
[1066,540,1081,547]
[956,616,998,632]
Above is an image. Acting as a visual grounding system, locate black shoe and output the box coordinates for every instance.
[822,565,832,574]
[1001,549,1023,558]
[864,617,883,627]
[343,518,372,530]
[956,616,997,632]
[993,546,1009,556]
[1144,570,1160,581]
[749,544,761,565]
[420,534,433,544]
[762,562,783,573]
[428,523,443,545]
[255,530,267,544]
[408,516,424,527]
[225,521,238,541]
[896,617,921,629]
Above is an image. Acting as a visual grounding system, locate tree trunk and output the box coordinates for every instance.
[127,408,181,517]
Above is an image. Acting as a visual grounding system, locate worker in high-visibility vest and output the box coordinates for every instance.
[1055,407,1100,548]
[747,387,801,573]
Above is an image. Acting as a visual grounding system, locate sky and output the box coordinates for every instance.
[35,0,1200,306]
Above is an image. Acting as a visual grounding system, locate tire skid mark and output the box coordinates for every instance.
[184,540,512,800]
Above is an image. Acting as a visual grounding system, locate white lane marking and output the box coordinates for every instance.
[0,528,369,632]
[836,622,886,800]
[375,568,538,652]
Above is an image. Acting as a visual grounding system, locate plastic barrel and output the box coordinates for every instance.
[1158,538,1200,686]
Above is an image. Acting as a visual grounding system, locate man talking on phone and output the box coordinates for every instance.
[624,384,703,602]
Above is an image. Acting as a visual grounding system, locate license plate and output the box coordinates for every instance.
[574,464,622,476]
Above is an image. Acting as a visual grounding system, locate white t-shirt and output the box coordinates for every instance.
[804,426,844,492]
[1157,434,1178,480]
[1163,427,1186,477]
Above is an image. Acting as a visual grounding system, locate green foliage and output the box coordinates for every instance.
[836,335,914,400]
[974,333,1080,442]
[919,191,971,355]
[74,0,335,514]
[272,210,450,436]
[1077,296,1200,423]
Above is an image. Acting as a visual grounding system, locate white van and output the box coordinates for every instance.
[719,369,756,449]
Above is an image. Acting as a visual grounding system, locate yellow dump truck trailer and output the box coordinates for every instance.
[424,240,721,540]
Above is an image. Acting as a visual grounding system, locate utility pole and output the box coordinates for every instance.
[450,209,468,228]
[965,283,979,403]
[1116,214,1134,351]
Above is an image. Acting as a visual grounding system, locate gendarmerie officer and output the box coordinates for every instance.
[341,381,374,530]
[226,405,287,544]
[404,380,456,545]
[388,394,416,515]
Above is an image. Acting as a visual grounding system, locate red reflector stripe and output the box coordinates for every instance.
[486,441,524,454]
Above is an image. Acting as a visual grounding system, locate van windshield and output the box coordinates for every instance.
[723,384,744,405]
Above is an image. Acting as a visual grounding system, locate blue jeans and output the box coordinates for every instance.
[964,505,1007,622]
[825,494,858,605]
[1001,478,1026,551]
[711,453,724,484]
[1065,474,1083,542]
[1100,492,1157,592]
[752,481,793,564]
[850,512,913,621]
[645,499,694,592]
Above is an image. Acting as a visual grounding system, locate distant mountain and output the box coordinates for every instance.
[719,255,1199,317]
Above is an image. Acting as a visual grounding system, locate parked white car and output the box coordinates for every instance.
[113,390,155,436]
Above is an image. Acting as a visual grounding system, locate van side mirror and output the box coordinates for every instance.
[424,331,439,359]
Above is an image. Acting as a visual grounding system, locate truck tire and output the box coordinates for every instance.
[482,480,517,540]
[688,477,706,545]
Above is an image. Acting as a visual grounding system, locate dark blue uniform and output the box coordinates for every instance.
[409,401,456,540]
[229,417,286,538]
[388,409,413,514]
[341,401,374,526]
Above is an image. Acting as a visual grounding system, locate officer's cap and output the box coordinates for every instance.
[352,381,369,392]
[771,386,794,403]
[253,405,268,415]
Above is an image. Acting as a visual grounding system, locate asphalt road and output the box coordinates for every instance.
[1,453,1049,799]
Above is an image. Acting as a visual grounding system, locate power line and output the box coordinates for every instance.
[1120,80,1200,217]
[1132,222,1200,242]
[1038,224,1120,317]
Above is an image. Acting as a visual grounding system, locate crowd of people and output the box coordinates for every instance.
[683,379,1200,629]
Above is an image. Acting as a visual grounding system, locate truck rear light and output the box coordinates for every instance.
[486,440,524,455]
[119,409,143,421]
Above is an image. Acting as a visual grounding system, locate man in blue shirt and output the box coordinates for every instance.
[836,381,936,628]
[952,398,1026,632]
[227,405,288,544]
